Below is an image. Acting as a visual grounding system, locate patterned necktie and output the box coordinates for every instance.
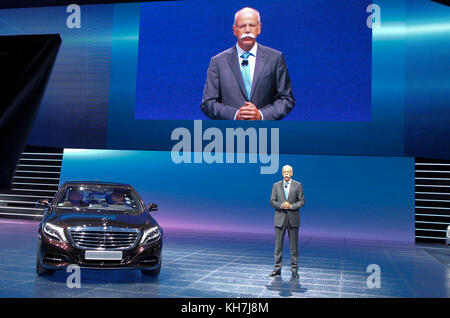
[240,51,252,99]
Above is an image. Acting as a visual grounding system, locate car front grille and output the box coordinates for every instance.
[69,227,140,250]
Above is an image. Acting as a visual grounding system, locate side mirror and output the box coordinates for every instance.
[36,199,50,208]
[148,202,159,212]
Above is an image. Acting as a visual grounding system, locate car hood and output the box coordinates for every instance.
[47,208,158,230]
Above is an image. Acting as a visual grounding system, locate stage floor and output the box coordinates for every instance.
[0,219,448,298]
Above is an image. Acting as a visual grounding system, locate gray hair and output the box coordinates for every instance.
[282,165,293,173]
[234,7,261,26]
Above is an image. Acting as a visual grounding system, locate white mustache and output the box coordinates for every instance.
[240,34,256,39]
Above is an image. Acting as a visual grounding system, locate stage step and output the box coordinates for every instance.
[0,145,63,220]
[415,158,450,244]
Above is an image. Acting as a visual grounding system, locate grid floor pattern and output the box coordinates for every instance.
[0,219,448,298]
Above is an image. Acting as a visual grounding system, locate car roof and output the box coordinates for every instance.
[62,181,132,188]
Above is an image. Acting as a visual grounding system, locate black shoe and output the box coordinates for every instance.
[269,269,281,277]
[292,270,299,279]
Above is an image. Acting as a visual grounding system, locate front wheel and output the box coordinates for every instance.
[141,262,161,276]
[36,258,55,276]
[141,266,160,276]
[36,248,55,276]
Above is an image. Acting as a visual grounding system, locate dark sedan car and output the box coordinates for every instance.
[36,181,162,276]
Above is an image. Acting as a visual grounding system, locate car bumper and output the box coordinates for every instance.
[38,233,162,271]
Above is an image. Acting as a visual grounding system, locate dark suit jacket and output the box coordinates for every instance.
[270,179,305,227]
[201,43,296,120]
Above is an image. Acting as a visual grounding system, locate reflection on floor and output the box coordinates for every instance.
[0,219,448,298]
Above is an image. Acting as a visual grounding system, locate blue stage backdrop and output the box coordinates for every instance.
[134,0,372,121]
[404,0,450,159]
[0,4,114,149]
[59,149,415,242]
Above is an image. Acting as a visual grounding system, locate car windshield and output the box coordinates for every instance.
[55,185,143,214]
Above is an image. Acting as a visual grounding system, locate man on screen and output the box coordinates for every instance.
[201,7,296,120]
[270,165,305,278]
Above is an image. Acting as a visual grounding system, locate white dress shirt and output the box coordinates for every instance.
[284,180,291,200]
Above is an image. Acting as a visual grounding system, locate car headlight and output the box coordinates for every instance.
[140,226,161,244]
[43,222,68,243]
[447,225,450,238]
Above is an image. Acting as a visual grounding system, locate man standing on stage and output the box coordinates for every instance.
[269,165,305,278]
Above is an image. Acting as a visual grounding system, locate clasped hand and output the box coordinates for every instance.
[281,201,292,210]
[236,102,262,120]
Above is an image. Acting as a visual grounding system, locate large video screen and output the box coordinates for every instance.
[135,0,372,121]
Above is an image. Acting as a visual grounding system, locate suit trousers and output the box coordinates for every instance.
[274,213,299,271]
